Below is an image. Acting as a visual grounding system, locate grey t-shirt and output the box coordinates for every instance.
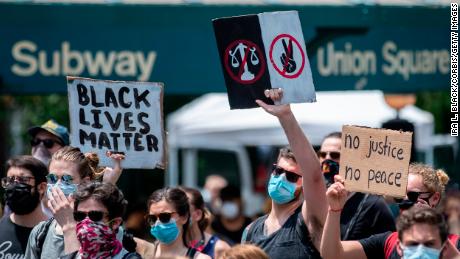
[25,219,64,259]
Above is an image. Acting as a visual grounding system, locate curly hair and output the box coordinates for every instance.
[409,163,449,194]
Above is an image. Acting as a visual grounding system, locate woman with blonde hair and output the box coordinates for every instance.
[25,146,126,258]
[401,163,450,209]
[218,244,268,259]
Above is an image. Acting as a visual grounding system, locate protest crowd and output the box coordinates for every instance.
[0,88,459,259]
[0,4,458,258]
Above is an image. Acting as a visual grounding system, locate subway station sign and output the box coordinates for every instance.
[0,3,450,94]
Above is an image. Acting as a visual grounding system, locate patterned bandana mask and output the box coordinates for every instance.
[76,217,122,259]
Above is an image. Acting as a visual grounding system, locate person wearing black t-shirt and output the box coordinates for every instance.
[241,89,327,259]
[0,156,48,257]
[321,164,460,259]
[211,185,252,245]
[319,132,396,240]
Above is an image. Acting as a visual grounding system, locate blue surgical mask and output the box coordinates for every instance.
[402,244,441,259]
[268,173,296,204]
[47,183,77,197]
[150,219,180,244]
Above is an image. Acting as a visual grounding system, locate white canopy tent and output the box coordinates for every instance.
[166,90,437,214]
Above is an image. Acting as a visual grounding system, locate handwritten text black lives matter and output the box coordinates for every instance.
[76,83,159,153]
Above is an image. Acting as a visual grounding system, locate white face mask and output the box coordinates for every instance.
[32,145,51,166]
[221,201,239,219]
[201,189,211,203]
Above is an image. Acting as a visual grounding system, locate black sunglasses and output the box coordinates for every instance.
[394,191,434,204]
[318,151,341,160]
[30,138,61,149]
[73,210,109,222]
[272,164,301,183]
[146,212,177,226]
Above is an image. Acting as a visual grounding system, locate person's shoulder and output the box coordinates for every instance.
[29,218,55,240]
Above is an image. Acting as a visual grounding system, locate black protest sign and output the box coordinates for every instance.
[213,11,316,109]
[338,125,412,198]
[67,77,165,169]
[213,14,273,109]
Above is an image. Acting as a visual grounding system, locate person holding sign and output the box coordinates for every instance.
[25,147,135,259]
[241,88,327,258]
[319,132,396,240]
[60,181,141,258]
[320,163,460,259]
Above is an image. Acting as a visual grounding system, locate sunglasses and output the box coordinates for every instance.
[146,212,177,226]
[1,175,35,188]
[394,191,434,204]
[46,173,74,185]
[30,138,61,149]
[272,164,301,183]
[73,210,109,222]
[318,151,341,160]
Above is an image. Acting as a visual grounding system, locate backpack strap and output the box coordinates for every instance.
[383,232,398,259]
[343,193,369,240]
[185,247,198,259]
[35,218,55,258]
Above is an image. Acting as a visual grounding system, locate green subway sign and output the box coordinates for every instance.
[0,3,450,94]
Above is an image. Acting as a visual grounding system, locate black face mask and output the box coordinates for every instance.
[5,183,40,215]
[322,159,340,187]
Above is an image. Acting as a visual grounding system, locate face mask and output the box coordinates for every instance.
[201,189,211,203]
[32,145,51,166]
[5,183,40,215]
[150,219,180,245]
[268,173,296,204]
[322,159,339,187]
[402,244,441,259]
[47,182,77,197]
[221,201,239,219]
[76,217,122,259]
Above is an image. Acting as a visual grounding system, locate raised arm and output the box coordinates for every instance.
[102,151,125,184]
[321,178,367,259]
[256,88,327,246]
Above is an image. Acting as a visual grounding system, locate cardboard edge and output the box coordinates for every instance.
[156,82,167,171]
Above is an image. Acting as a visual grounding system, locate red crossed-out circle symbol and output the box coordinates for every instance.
[224,39,266,85]
[269,33,305,79]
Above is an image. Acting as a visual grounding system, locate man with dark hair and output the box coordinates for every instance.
[211,185,252,244]
[319,132,395,241]
[242,89,327,258]
[28,119,69,166]
[0,156,48,257]
[62,181,140,258]
[321,179,460,259]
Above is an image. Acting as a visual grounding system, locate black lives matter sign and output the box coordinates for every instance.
[339,125,412,198]
[67,77,165,169]
[213,11,316,109]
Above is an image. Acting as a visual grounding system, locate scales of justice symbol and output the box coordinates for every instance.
[228,42,260,81]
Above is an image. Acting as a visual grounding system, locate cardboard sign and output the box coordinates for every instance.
[67,77,166,169]
[338,125,412,198]
[213,10,316,109]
